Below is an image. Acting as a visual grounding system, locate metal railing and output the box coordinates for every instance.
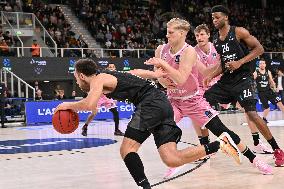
[0,67,35,100]
[1,46,283,59]
[1,12,24,56]
[1,11,57,57]
[32,13,57,57]
[0,46,155,58]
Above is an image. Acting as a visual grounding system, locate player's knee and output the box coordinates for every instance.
[241,100,257,112]
[246,111,260,122]
[160,152,181,167]
[120,139,140,159]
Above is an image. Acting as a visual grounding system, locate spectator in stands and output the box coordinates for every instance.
[35,89,43,101]
[3,91,19,118]
[56,90,66,100]
[30,39,40,57]
[0,38,10,56]
[54,84,62,98]
[69,90,77,99]
[34,81,40,91]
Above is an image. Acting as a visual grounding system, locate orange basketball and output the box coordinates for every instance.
[52,110,79,134]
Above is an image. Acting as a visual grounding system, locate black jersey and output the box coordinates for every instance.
[213,26,255,84]
[256,70,270,92]
[101,70,158,105]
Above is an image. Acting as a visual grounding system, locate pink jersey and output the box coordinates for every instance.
[160,43,199,100]
[194,42,220,89]
[97,95,117,109]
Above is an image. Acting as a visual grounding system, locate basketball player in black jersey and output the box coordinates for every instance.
[204,5,284,166]
[254,59,284,122]
[55,59,241,189]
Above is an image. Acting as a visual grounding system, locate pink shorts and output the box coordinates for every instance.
[169,92,218,128]
[97,95,117,109]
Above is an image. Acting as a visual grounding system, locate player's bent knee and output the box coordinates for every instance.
[158,143,182,167]
[160,154,181,167]
[120,137,141,159]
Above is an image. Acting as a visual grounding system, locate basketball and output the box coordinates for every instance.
[52,110,79,134]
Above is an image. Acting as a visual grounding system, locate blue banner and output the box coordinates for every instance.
[25,100,134,124]
[255,94,278,112]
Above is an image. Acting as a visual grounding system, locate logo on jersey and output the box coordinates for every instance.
[163,53,168,60]
[175,55,180,64]
[205,110,213,118]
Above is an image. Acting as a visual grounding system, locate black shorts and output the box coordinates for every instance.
[258,90,281,109]
[126,92,182,148]
[204,77,257,112]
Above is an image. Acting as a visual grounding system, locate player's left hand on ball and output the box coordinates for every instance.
[54,102,71,113]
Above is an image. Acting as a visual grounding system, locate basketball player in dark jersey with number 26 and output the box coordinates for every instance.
[203,5,284,166]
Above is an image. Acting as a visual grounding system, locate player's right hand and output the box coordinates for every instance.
[158,77,176,89]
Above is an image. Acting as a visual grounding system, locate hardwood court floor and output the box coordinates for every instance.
[0,111,284,189]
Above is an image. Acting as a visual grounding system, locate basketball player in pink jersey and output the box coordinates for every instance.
[144,18,272,178]
[192,24,221,146]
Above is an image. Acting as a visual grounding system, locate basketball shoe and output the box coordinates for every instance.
[253,140,274,154]
[252,157,273,175]
[218,132,242,165]
[81,124,88,136]
[274,149,284,167]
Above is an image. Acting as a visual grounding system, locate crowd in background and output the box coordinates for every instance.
[69,0,284,53]
[0,0,283,57]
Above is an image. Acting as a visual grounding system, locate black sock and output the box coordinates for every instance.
[204,141,220,155]
[110,107,120,131]
[252,132,260,146]
[267,137,280,151]
[199,136,210,145]
[242,147,256,163]
[123,152,150,188]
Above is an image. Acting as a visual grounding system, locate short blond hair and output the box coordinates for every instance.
[167,18,190,32]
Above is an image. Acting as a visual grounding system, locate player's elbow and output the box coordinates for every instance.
[258,45,264,55]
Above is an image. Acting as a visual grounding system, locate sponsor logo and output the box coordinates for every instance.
[2,58,12,71]
[123,59,131,71]
[30,59,47,66]
[68,59,76,74]
[34,67,43,74]
[205,110,213,118]
[98,60,109,66]
[271,61,280,65]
